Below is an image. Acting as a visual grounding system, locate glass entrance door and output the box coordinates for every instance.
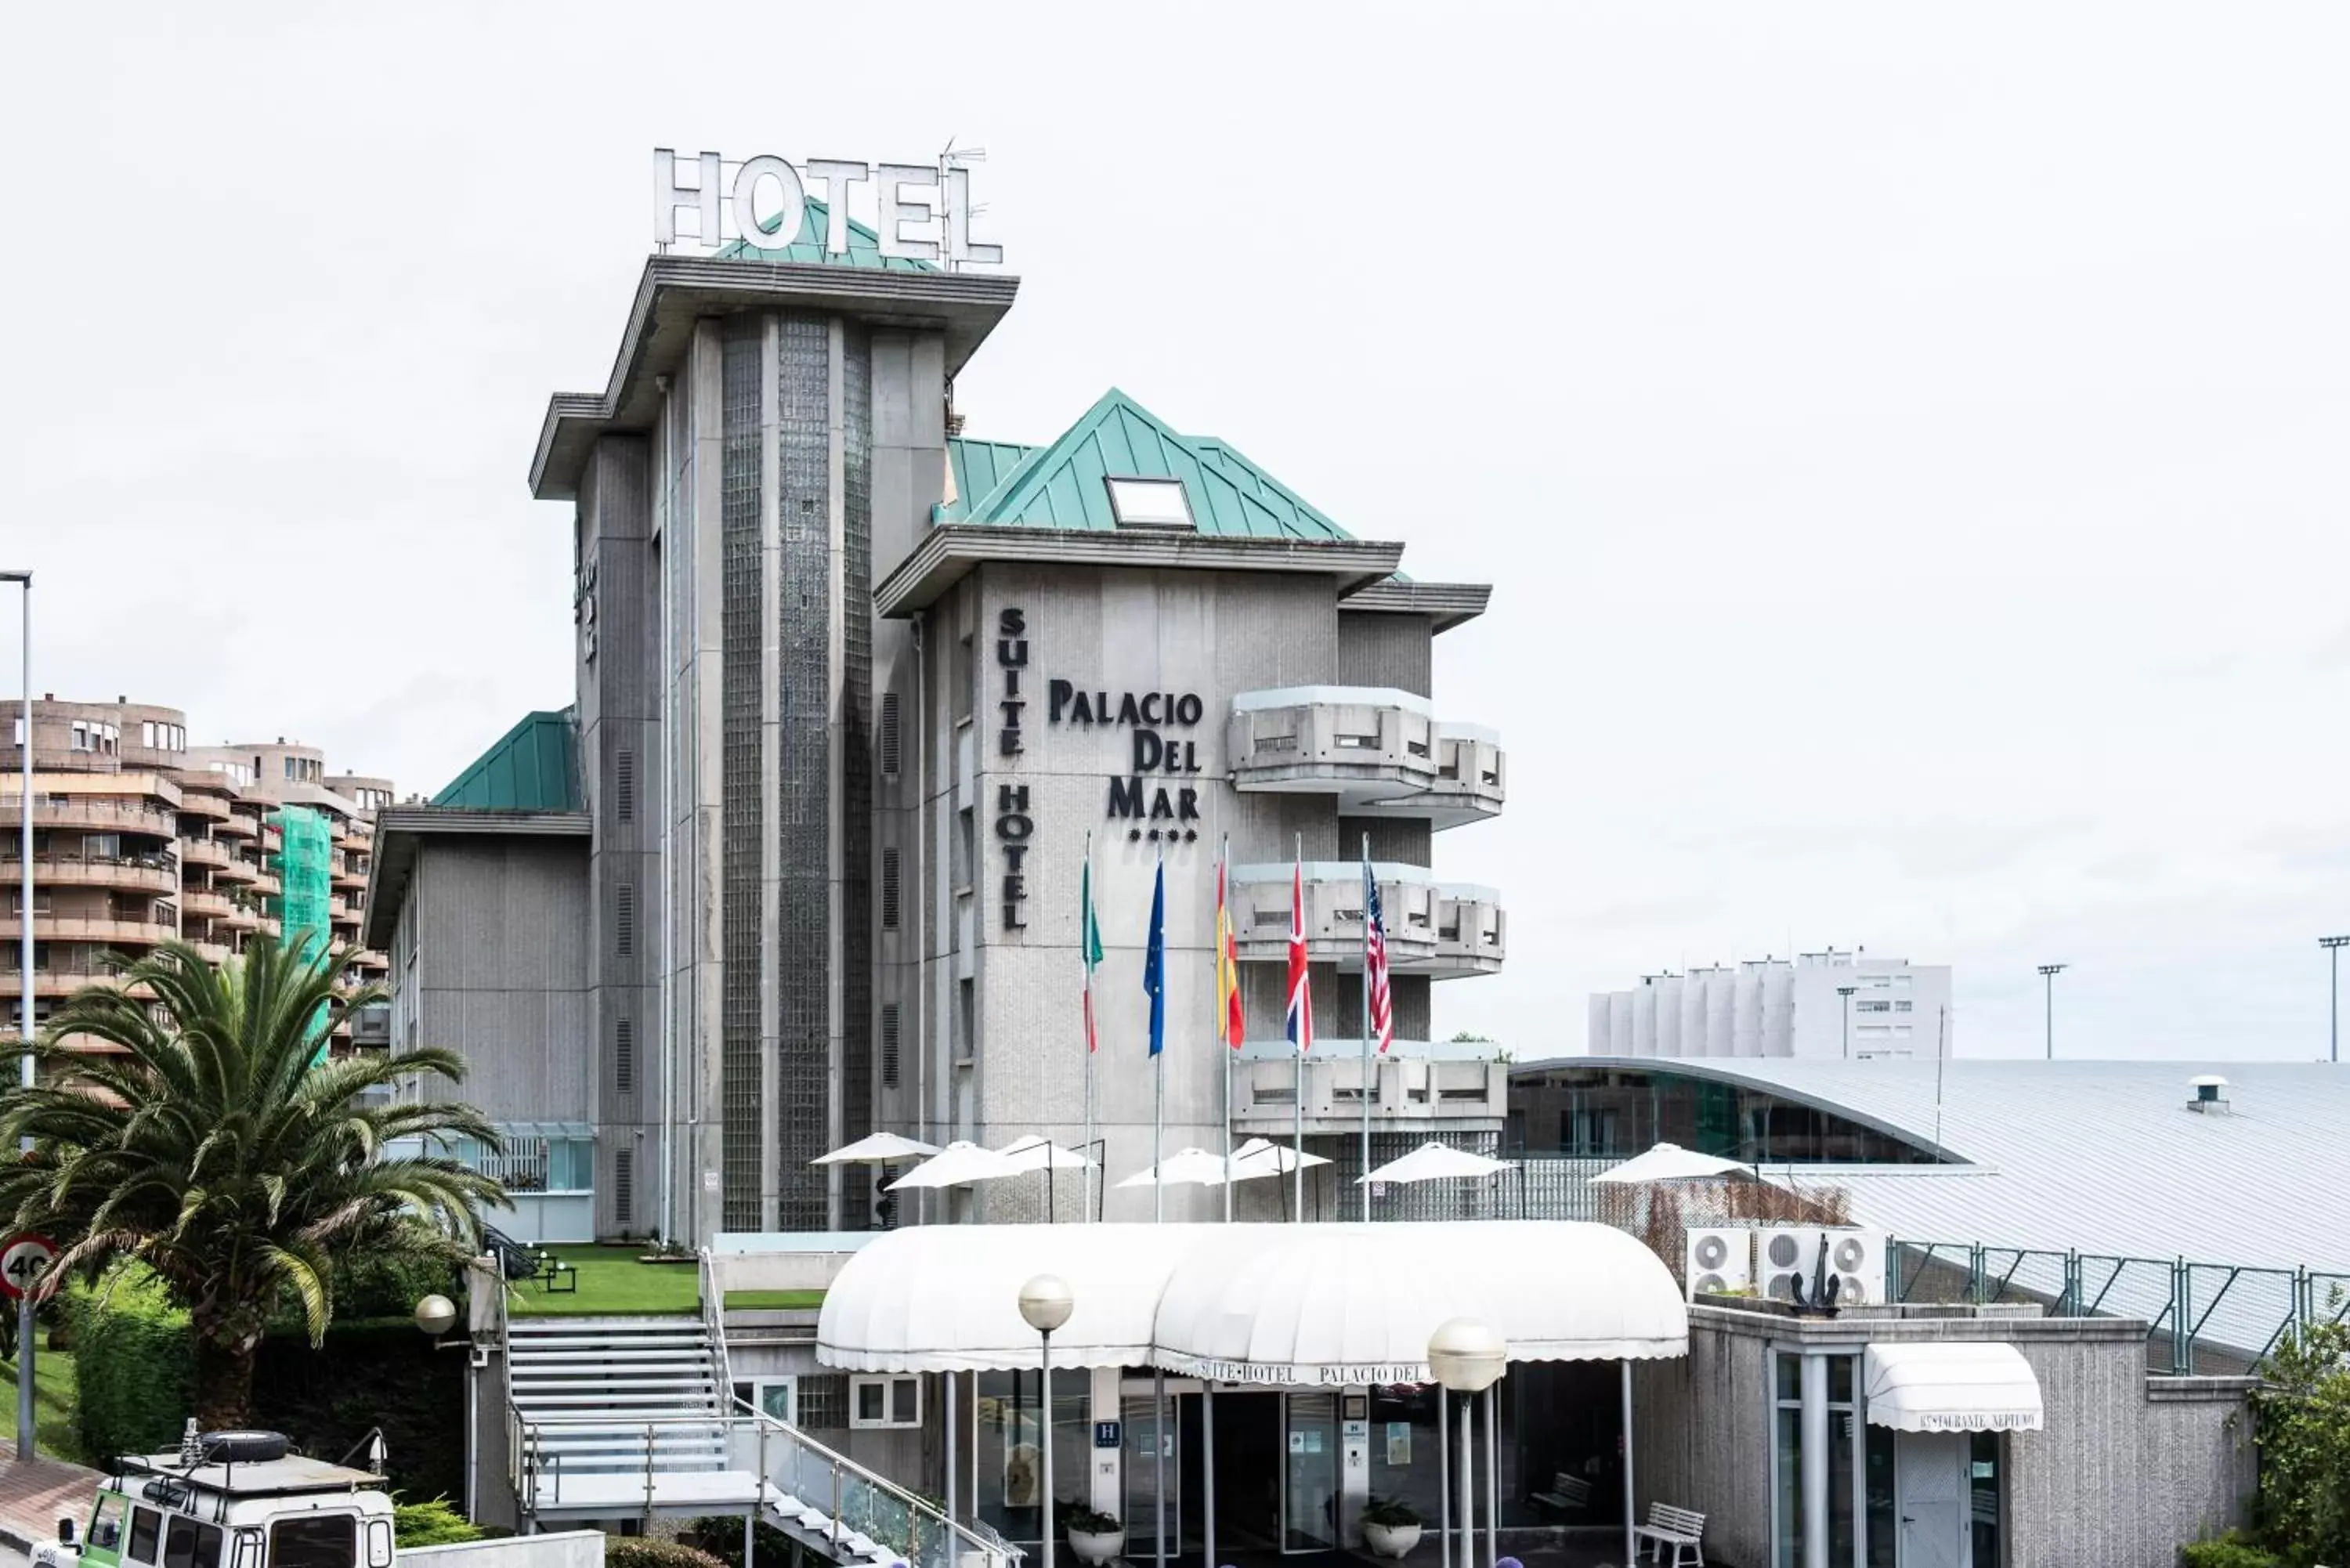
[1282,1393,1339,1552]
[1124,1393,1181,1559]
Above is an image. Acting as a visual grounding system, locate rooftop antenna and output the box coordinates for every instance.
[938,138,991,273]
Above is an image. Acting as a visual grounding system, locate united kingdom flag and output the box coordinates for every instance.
[1285,857,1314,1053]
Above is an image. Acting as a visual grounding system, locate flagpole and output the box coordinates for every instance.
[1221,834,1234,1225]
[1360,833,1372,1223]
[1292,832,1304,1224]
[1083,831,1096,1225]
[1153,847,1165,1225]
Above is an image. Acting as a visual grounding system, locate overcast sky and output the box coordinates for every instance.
[5,4,2346,1061]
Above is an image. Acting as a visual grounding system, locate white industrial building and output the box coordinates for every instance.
[1587,948,1953,1059]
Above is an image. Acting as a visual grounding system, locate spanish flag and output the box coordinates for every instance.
[1217,841,1245,1049]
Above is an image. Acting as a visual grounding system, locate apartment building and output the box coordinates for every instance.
[2,697,396,1050]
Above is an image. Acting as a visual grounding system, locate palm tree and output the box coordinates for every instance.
[0,935,508,1429]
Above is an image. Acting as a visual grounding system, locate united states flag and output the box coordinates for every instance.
[1365,868,1394,1053]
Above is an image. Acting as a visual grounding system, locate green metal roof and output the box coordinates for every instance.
[714,197,939,273]
[943,388,1356,542]
[943,438,1036,521]
[434,710,581,811]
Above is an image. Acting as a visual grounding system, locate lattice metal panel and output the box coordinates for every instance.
[1329,1129,1509,1223]
[839,323,875,1189]
[719,319,765,1231]
[774,312,833,1230]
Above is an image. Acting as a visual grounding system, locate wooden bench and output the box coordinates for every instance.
[1632,1501,1706,1566]
[1528,1472,1592,1516]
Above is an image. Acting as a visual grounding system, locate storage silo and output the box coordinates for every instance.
[1588,992,1612,1056]
[1608,990,1634,1057]
[1653,974,1683,1058]
[1761,959,1796,1056]
[1703,966,1736,1057]
[1683,969,1712,1059]
[1630,983,1657,1057]
[1732,962,1763,1058]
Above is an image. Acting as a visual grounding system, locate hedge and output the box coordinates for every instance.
[70,1268,465,1501]
[605,1542,727,1568]
[73,1277,196,1465]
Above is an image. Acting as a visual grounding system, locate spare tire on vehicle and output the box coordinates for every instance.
[197,1431,290,1463]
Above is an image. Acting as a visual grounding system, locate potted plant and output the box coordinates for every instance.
[1064,1508,1125,1566]
[1360,1497,1423,1559]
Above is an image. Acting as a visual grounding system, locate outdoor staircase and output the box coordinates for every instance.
[505,1315,729,1479]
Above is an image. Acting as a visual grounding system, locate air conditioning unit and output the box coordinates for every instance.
[1755,1226,1827,1303]
[1823,1228,1886,1306]
[1684,1227,1754,1302]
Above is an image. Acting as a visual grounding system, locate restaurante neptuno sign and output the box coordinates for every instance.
[653,149,1003,266]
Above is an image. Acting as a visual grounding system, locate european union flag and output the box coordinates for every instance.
[1143,856,1166,1056]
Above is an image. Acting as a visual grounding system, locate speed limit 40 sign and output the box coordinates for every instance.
[0,1235,56,1301]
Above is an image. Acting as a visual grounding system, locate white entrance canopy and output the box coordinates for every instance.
[818,1221,1687,1379]
[1863,1341,2045,1433]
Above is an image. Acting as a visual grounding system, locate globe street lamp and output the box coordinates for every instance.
[1018,1275,1075,1568]
[1428,1318,1506,1568]
[414,1294,458,1338]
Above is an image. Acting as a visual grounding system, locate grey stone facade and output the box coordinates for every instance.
[1631,1303,2254,1568]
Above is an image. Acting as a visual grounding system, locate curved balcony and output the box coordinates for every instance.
[0,913,176,948]
[175,792,230,823]
[1,796,179,840]
[181,888,233,921]
[213,811,261,840]
[1226,688,1505,828]
[0,852,177,897]
[1433,886,1507,977]
[1228,862,1507,979]
[186,939,231,965]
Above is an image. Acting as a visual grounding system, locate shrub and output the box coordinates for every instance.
[682,1517,797,1568]
[394,1500,482,1548]
[1063,1508,1122,1535]
[605,1541,727,1568]
[2180,1531,2280,1568]
[73,1274,195,1465]
[1360,1498,1421,1529]
[2248,1310,2350,1566]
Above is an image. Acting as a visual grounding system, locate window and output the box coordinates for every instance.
[615,1017,635,1094]
[850,1373,922,1429]
[880,1003,900,1089]
[732,1377,798,1425]
[128,1508,161,1565]
[164,1516,223,1568]
[363,1520,392,1568]
[141,721,156,748]
[1104,476,1194,529]
[616,883,635,955]
[615,750,636,823]
[284,758,296,780]
[614,1147,634,1228]
[881,848,901,930]
[269,1515,356,1568]
[880,692,901,777]
[88,1495,125,1553]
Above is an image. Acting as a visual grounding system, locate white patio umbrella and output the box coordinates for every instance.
[993,1135,1097,1173]
[1587,1141,1755,1184]
[1226,1136,1333,1181]
[884,1140,1023,1190]
[1115,1147,1236,1189]
[1359,1140,1516,1185]
[810,1132,940,1166]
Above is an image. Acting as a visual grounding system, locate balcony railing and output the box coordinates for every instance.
[1229,1041,1508,1133]
[0,851,178,896]
[1227,687,1506,828]
[0,796,179,840]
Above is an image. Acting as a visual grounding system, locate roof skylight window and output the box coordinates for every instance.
[1105,477,1195,530]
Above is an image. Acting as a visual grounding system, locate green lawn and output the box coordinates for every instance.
[504,1248,822,1317]
[0,1342,81,1463]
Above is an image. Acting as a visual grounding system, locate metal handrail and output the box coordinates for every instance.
[700,1248,736,1407]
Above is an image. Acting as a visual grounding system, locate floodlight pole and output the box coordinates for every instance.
[2320,937,2348,1064]
[1835,985,1856,1059]
[2037,965,2066,1059]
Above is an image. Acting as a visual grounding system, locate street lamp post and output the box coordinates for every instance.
[1835,985,1856,1059]
[1018,1274,1075,1568]
[3,571,30,1468]
[2321,938,2348,1064]
[1428,1318,1506,1568]
[2037,965,2066,1060]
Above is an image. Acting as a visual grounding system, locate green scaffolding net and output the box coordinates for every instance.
[270,805,334,1064]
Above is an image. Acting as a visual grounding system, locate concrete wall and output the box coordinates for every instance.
[401,1530,604,1568]
[578,435,663,1237]
[1634,1305,2254,1568]
[412,838,591,1117]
